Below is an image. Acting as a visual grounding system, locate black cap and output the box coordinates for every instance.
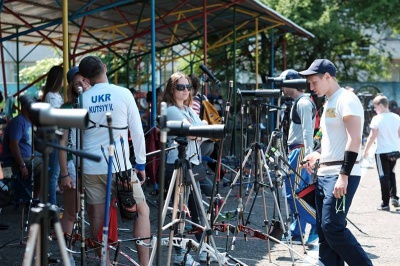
[279,69,301,80]
[299,59,337,77]
[67,66,79,84]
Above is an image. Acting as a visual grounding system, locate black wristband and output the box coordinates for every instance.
[60,173,70,179]
[340,151,358,176]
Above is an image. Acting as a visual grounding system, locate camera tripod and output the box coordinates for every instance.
[215,97,316,264]
[159,137,225,266]
[22,126,101,266]
[22,126,71,266]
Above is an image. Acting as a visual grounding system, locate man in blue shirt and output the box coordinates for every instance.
[1,95,40,202]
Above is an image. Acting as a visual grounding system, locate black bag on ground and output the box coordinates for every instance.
[385,151,400,162]
[115,169,138,221]
[268,219,284,243]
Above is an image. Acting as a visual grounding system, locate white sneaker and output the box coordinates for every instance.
[199,251,216,262]
[173,253,199,266]
[391,198,400,207]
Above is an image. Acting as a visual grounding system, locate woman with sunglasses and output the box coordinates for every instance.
[161,72,213,265]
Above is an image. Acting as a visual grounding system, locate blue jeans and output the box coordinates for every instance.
[316,174,373,266]
[48,146,60,205]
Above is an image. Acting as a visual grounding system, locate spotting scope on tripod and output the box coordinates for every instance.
[19,98,101,266]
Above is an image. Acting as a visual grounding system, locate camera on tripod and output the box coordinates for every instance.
[237,78,309,99]
[166,121,225,139]
[267,77,310,91]
[18,95,88,129]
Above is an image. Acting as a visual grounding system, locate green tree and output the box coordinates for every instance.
[257,0,394,82]
[19,57,63,93]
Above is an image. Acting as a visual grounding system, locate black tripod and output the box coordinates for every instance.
[22,126,101,266]
[22,126,70,266]
[216,100,315,264]
[159,137,226,266]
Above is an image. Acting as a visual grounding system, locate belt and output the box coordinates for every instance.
[319,161,359,167]
[288,144,304,153]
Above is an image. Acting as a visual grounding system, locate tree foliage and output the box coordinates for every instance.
[19,57,63,91]
[252,0,396,82]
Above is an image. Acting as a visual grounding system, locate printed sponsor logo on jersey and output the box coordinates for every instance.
[325,108,336,118]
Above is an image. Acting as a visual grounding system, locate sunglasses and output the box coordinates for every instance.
[176,84,192,91]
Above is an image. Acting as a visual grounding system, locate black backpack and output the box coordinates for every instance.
[291,95,316,124]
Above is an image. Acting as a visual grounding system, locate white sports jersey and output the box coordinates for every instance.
[82,82,146,174]
[318,88,364,176]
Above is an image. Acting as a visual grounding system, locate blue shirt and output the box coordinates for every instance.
[0,114,32,163]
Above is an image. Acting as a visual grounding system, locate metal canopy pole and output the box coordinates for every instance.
[62,0,69,93]
[203,0,208,95]
[232,6,237,155]
[1,0,132,43]
[0,24,7,98]
[255,18,259,90]
[16,27,20,98]
[151,0,157,128]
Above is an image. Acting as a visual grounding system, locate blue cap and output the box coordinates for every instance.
[279,69,301,80]
[67,66,79,84]
[299,59,337,77]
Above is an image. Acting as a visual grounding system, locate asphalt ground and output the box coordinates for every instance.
[0,154,399,266]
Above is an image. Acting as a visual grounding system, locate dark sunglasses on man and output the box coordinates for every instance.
[176,84,192,91]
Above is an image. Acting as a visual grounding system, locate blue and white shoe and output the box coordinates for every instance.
[306,227,319,245]
[282,235,303,245]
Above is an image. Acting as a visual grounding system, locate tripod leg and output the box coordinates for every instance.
[22,223,39,266]
[261,180,273,263]
[161,167,178,225]
[23,205,72,266]
[260,148,297,264]
[166,168,181,266]
[187,169,222,266]
[54,220,72,265]
[282,177,308,254]
[213,147,254,224]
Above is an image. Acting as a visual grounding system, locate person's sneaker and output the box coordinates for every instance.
[199,251,216,262]
[377,204,390,211]
[306,227,319,245]
[173,253,199,266]
[282,235,303,245]
[391,198,400,207]
[306,233,319,245]
[291,235,303,245]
